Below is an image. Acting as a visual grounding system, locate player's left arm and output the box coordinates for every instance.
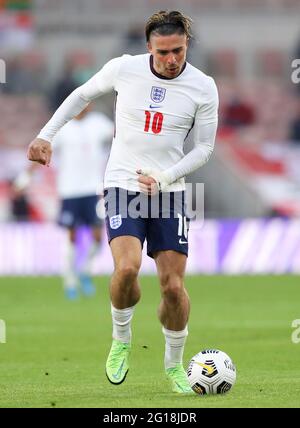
[138,77,219,194]
[13,162,40,193]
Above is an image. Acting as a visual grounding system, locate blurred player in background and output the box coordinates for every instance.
[52,103,113,299]
[17,103,113,299]
[27,11,218,393]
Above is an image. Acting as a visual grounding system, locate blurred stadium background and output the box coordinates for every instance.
[1,0,300,275]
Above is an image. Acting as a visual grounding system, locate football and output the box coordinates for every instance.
[187,349,236,395]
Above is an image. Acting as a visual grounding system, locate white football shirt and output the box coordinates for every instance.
[38,54,218,192]
[52,112,113,198]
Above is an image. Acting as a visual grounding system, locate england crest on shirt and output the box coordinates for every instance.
[151,86,166,103]
[110,214,122,229]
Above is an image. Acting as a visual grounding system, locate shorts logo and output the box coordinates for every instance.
[151,86,166,103]
[179,238,188,244]
[110,214,122,229]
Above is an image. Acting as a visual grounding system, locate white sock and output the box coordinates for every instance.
[63,239,77,290]
[163,326,188,370]
[82,240,99,276]
[111,304,135,344]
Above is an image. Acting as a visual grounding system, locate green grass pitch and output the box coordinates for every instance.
[0,275,300,408]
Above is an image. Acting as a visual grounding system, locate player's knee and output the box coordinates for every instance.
[161,278,184,304]
[116,264,139,283]
[159,270,183,287]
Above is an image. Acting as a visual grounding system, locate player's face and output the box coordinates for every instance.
[147,33,188,78]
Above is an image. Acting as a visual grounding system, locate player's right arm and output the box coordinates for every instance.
[27,57,123,165]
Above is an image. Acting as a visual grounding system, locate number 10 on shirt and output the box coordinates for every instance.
[144,110,164,134]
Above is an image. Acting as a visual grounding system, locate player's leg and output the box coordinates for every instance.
[147,191,192,393]
[88,224,103,265]
[154,250,192,393]
[155,250,189,330]
[78,195,103,295]
[110,236,142,309]
[106,236,142,384]
[62,226,79,299]
[92,224,102,244]
[105,187,146,310]
[58,197,79,299]
[104,187,147,384]
[77,225,102,296]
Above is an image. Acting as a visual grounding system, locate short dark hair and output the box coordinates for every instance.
[145,10,193,42]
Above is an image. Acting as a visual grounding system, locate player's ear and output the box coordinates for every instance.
[147,41,152,53]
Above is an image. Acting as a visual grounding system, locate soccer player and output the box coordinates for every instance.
[17,103,113,299]
[52,104,113,298]
[27,10,218,393]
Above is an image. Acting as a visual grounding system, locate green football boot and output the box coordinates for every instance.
[105,339,131,385]
[166,364,194,394]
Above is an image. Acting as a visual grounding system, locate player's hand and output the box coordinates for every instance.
[137,168,172,194]
[136,169,159,195]
[27,138,52,166]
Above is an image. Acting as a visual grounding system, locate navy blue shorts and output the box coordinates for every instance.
[58,195,103,228]
[104,187,189,258]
